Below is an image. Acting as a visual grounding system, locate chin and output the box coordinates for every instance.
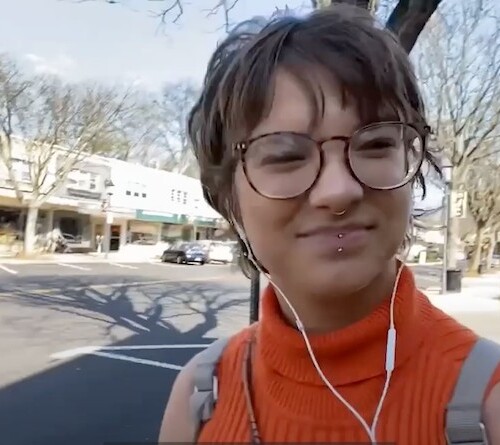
[305,254,385,299]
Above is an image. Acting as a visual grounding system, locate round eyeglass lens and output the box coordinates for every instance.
[348,122,424,189]
[244,133,321,199]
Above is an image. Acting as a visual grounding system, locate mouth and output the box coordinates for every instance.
[296,224,376,254]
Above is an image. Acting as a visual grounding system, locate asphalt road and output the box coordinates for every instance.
[0,261,493,445]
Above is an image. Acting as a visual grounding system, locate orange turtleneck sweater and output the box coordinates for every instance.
[197,265,500,444]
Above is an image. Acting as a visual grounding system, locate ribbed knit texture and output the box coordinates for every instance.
[198,265,500,444]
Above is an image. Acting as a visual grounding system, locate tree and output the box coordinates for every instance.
[0,54,135,253]
[153,80,200,177]
[413,0,500,269]
[464,159,500,273]
[74,0,443,52]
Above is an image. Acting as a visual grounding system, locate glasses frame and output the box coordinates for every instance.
[233,121,430,200]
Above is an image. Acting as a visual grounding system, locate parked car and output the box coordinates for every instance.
[207,241,234,264]
[161,242,207,265]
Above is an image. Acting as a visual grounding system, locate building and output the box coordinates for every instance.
[0,138,225,255]
[105,158,223,252]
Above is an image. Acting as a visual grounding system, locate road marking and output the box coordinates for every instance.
[50,343,210,360]
[56,263,91,271]
[108,262,139,270]
[0,264,18,275]
[91,351,183,370]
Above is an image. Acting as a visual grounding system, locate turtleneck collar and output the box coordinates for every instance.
[256,264,435,386]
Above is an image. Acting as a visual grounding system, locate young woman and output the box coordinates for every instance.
[159,4,500,444]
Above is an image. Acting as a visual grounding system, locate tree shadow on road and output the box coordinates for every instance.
[1,275,250,342]
[0,277,251,445]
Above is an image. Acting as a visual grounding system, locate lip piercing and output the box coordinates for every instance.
[338,247,343,252]
[338,233,344,239]
[333,209,346,216]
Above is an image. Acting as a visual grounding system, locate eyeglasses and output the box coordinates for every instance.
[234,121,429,200]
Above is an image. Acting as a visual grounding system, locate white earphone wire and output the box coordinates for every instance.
[235,222,404,444]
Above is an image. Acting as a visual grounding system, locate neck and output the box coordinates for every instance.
[273,258,399,333]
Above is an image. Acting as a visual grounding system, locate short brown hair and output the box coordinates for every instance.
[188,4,438,273]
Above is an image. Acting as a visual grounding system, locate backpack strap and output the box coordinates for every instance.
[189,337,230,438]
[446,337,500,445]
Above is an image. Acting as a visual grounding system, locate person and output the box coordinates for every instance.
[159,4,500,444]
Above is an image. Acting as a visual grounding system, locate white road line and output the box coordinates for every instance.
[91,351,183,370]
[50,343,210,360]
[56,263,91,271]
[0,264,18,275]
[108,262,139,270]
[100,344,210,350]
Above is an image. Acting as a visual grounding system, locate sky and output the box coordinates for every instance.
[0,0,443,208]
[0,0,308,90]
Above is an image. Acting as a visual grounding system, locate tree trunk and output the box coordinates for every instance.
[485,236,495,270]
[485,228,499,270]
[312,0,443,53]
[470,224,486,274]
[24,205,39,254]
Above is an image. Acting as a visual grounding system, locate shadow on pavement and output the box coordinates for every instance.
[0,279,250,445]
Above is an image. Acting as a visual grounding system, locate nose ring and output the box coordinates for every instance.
[333,209,346,216]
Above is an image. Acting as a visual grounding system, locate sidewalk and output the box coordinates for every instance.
[426,272,500,313]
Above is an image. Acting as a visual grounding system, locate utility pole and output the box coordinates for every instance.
[249,267,260,324]
[441,172,451,293]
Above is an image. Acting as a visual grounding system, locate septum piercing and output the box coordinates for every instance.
[333,209,346,216]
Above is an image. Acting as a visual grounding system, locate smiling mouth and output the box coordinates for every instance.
[297,226,375,254]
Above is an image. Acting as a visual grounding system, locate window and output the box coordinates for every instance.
[170,189,175,201]
[89,174,97,190]
[125,181,147,199]
[182,192,187,205]
[67,169,99,191]
[176,190,182,202]
[12,159,31,182]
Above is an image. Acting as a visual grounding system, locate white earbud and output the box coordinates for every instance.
[233,219,402,444]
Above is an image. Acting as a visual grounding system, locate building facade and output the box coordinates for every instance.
[0,139,225,255]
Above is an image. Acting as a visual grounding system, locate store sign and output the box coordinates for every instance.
[135,209,184,224]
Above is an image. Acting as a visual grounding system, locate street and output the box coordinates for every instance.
[0,261,498,445]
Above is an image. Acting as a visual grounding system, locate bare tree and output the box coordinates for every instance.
[464,159,500,273]
[154,80,200,177]
[413,0,500,268]
[0,55,134,253]
[92,91,163,163]
[73,0,442,52]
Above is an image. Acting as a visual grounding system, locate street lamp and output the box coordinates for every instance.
[102,179,115,259]
[441,159,453,294]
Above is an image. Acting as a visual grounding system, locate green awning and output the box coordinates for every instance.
[135,209,185,224]
[191,217,218,227]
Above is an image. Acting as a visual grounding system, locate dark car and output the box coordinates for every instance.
[160,242,207,265]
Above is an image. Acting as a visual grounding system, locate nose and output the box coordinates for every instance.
[308,142,364,212]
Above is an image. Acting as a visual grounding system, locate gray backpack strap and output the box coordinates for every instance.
[189,337,230,438]
[446,337,500,445]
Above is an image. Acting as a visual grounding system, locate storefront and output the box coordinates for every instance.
[189,216,219,241]
[133,210,186,244]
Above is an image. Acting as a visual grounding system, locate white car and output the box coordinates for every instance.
[207,242,234,264]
